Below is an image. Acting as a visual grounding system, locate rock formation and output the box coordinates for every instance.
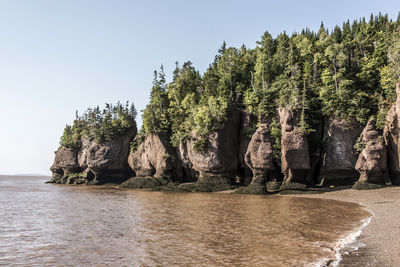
[279,108,310,186]
[121,134,183,188]
[177,109,241,191]
[242,123,274,194]
[355,118,387,186]
[50,125,137,184]
[384,82,400,185]
[50,147,81,183]
[318,117,362,185]
[238,111,254,185]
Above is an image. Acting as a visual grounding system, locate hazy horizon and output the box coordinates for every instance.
[0,0,398,175]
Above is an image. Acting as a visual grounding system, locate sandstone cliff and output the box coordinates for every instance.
[177,108,241,191]
[318,117,362,185]
[279,108,310,186]
[238,111,254,185]
[384,82,400,185]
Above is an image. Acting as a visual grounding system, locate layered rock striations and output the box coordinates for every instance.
[355,118,387,187]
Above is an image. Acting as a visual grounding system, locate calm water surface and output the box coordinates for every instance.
[0,176,369,266]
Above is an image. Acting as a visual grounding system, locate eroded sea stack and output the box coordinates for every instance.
[243,123,275,194]
[51,125,137,184]
[354,118,387,188]
[177,109,241,191]
[279,108,310,188]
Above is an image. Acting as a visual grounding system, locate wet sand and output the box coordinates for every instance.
[293,186,400,266]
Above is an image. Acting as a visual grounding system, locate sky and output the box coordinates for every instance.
[0,0,398,175]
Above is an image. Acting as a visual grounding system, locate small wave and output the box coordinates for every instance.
[309,206,372,267]
[329,207,372,267]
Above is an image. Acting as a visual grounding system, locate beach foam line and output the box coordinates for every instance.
[329,206,373,267]
[310,206,372,267]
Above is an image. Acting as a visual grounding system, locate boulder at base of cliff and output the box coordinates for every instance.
[241,123,275,194]
[318,117,362,186]
[178,109,241,192]
[354,118,387,188]
[50,147,81,183]
[279,108,310,187]
[384,82,400,185]
[125,134,182,188]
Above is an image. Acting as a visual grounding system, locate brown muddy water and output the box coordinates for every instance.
[0,176,370,266]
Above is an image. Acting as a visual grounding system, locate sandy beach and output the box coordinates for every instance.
[293,186,400,266]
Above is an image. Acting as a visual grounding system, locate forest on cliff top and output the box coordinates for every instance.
[61,13,400,155]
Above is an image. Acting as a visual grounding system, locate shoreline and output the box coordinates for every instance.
[292,186,400,266]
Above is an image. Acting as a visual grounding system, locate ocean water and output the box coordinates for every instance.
[0,175,370,266]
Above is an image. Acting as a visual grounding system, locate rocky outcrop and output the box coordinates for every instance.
[50,147,81,183]
[125,134,182,186]
[50,125,137,184]
[238,111,254,185]
[242,123,275,194]
[384,82,400,185]
[318,117,362,185]
[279,108,310,185]
[355,118,387,185]
[178,109,241,191]
[77,126,137,184]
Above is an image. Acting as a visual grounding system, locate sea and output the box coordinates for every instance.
[0,175,371,266]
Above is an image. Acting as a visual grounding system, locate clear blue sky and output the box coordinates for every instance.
[0,0,398,175]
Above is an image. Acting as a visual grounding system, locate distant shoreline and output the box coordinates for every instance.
[0,174,51,177]
[292,187,400,266]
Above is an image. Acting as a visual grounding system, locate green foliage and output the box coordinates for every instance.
[270,119,282,160]
[60,102,137,149]
[168,61,202,146]
[353,134,367,155]
[142,66,170,135]
[130,129,145,152]
[193,138,207,152]
[129,13,400,156]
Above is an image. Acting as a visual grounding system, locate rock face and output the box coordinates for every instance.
[243,123,275,193]
[77,126,137,184]
[50,125,137,184]
[279,108,310,184]
[50,147,81,182]
[238,111,254,185]
[355,118,387,184]
[384,82,400,185]
[178,109,241,190]
[127,134,182,180]
[318,117,362,185]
